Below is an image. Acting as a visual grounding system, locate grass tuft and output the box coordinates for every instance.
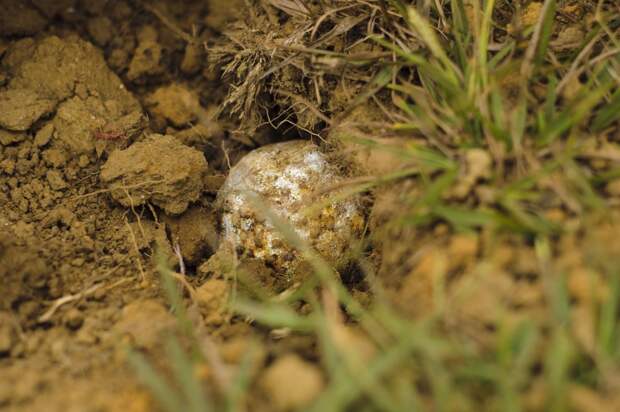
[137,1,620,411]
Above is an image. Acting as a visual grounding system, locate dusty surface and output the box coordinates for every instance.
[0,2,231,411]
[0,35,141,154]
[0,1,348,410]
[1,1,619,412]
[101,134,208,215]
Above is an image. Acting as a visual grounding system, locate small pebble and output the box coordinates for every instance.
[260,353,324,411]
[71,257,85,267]
[64,308,84,330]
[34,123,54,147]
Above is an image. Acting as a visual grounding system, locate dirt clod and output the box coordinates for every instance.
[64,308,84,331]
[0,234,51,312]
[0,89,55,131]
[163,206,219,265]
[195,278,229,325]
[114,300,176,350]
[0,129,27,145]
[181,43,203,75]
[86,17,114,47]
[34,123,54,147]
[0,35,141,154]
[145,84,201,129]
[100,134,208,215]
[0,312,17,356]
[259,353,324,411]
[205,0,244,31]
[127,25,163,82]
[46,169,68,190]
[0,0,47,36]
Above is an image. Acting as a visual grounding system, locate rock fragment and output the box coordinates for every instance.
[217,140,366,274]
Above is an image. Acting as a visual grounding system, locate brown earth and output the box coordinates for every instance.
[0,0,360,410]
[0,2,252,411]
[1,1,618,412]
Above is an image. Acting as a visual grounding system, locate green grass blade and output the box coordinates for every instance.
[166,338,211,412]
[233,299,316,332]
[225,341,260,412]
[598,272,620,358]
[592,88,620,132]
[534,0,557,68]
[405,6,460,84]
[539,80,613,145]
[127,349,185,412]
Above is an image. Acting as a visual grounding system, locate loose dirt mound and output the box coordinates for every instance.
[0,35,142,154]
[0,3,227,410]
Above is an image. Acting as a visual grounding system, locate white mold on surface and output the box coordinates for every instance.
[216,140,365,273]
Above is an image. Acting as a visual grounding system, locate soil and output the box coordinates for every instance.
[1,1,619,412]
[0,2,249,411]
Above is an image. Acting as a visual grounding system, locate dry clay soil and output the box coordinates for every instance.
[4,2,609,412]
[0,1,295,411]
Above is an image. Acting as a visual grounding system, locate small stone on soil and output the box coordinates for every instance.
[260,353,324,411]
[64,308,84,330]
[217,140,366,275]
[34,123,54,147]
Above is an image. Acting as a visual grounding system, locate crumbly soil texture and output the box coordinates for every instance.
[2,1,619,412]
[0,2,254,411]
[0,0,365,410]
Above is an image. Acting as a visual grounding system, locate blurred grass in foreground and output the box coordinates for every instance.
[129,1,620,411]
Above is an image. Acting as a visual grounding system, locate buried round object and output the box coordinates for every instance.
[216,140,365,274]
